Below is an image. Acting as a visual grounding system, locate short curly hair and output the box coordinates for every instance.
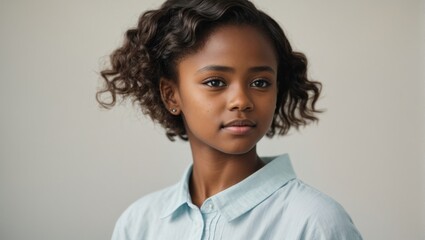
[97,0,322,141]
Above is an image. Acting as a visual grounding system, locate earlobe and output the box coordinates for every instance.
[160,78,181,115]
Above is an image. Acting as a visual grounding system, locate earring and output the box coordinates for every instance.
[170,108,178,113]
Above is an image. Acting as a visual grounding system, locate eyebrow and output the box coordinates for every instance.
[196,65,275,74]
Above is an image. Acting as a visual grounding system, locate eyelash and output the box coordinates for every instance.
[250,79,271,88]
[203,78,226,87]
[202,78,271,88]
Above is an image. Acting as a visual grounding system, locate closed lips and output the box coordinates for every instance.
[222,119,256,128]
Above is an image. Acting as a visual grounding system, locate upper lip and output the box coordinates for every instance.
[222,119,256,128]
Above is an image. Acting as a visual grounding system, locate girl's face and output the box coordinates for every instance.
[172,25,277,155]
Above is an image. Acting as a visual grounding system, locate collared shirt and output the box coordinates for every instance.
[112,154,362,240]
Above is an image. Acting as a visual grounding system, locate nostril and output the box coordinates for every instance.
[227,86,254,111]
[228,99,254,112]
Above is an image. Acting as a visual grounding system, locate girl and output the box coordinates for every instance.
[97,0,362,239]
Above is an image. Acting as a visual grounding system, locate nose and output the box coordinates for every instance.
[227,85,254,112]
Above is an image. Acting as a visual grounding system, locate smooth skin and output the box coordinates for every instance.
[161,25,278,207]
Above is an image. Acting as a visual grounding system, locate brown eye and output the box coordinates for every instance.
[250,79,271,88]
[203,78,226,87]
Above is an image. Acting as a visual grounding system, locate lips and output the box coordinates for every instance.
[221,119,256,135]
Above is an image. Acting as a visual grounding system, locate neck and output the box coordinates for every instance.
[189,147,264,207]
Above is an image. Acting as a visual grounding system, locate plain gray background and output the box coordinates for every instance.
[1,0,424,239]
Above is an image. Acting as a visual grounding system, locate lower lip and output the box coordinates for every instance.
[222,126,254,135]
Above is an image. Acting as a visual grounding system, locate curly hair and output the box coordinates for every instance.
[96,0,322,141]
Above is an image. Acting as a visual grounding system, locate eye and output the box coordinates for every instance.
[250,79,271,88]
[203,78,226,88]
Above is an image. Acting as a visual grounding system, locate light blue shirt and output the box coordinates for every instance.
[112,154,362,239]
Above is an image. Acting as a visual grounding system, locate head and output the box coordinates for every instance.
[97,0,322,141]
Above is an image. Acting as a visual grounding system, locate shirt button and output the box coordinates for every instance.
[208,203,214,210]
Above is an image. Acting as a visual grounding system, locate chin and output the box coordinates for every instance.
[218,145,257,155]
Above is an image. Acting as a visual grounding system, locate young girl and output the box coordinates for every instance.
[97,0,362,239]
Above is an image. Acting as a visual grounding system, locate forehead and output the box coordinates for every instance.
[177,24,278,74]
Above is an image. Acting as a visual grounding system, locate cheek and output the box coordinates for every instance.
[260,95,277,123]
[260,91,277,107]
[180,87,219,111]
[180,92,216,120]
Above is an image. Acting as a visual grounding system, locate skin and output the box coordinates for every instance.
[161,24,278,207]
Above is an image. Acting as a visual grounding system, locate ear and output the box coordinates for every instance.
[160,78,181,115]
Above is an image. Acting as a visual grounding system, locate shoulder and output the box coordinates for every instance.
[277,179,363,239]
[283,179,345,214]
[111,184,179,239]
[118,183,178,222]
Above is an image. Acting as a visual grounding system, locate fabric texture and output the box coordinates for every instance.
[112,154,362,240]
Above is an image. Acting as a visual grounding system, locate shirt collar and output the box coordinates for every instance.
[160,164,193,219]
[160,154,296,221]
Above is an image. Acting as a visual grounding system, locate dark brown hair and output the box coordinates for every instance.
[97,0,322,141]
